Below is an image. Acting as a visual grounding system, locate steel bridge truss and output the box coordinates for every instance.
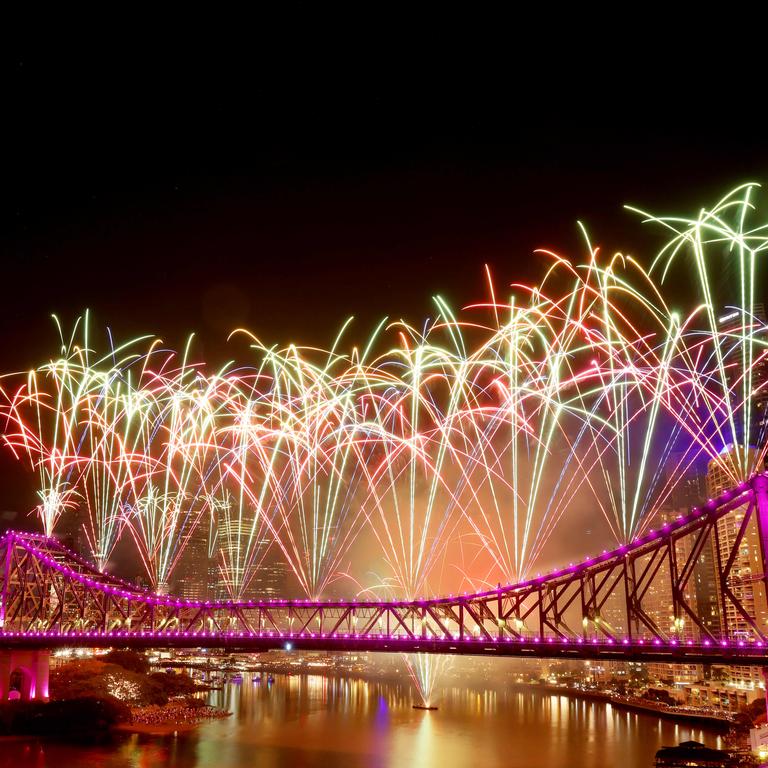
[1,474,768,664]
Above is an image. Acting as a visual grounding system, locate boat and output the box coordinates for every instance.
[413,704,438,711]
[253,675,262,683]
[267,675,275,684]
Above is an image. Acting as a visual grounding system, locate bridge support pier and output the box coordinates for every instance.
[0,649,49,702]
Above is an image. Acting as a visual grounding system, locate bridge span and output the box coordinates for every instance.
[1,473,768,699]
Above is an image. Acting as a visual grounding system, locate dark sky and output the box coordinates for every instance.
[3,47,767,517]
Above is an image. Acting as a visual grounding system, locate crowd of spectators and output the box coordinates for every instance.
[129,699,230,726]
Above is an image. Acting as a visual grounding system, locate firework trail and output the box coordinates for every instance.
[630,182,768,482]
[0,183,763,607]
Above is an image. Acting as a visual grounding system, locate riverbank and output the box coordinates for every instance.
[523,683,738,729]
[115,721,203,735]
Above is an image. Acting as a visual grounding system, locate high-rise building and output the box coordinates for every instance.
[213,515,274,600]
[656,452,723,638]
[174,523,211,601]
[646,661,702,686]
[706,446,768,686]
[698,303,768,687]
[643,506,698,644]
[215,517,251,598]
[706,446,768,636]
[668,456,707,512]
[250,560,290,599]
[57,505,88,556]
[691,538,722,637]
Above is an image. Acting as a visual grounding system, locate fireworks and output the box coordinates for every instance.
[404,653,452,708]
[0,184,766,611]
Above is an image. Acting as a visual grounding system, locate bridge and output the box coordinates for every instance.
[2,473,768,700]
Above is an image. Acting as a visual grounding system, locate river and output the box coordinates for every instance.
[0,673,726,767]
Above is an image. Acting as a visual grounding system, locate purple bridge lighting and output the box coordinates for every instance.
[1,474,768,672]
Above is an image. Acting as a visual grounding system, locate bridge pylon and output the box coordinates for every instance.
[0,648,49,701]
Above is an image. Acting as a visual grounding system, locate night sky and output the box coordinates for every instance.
[4,49,767,520]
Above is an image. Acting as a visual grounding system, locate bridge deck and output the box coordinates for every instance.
[2,631,768,665]
[2,474,768,665]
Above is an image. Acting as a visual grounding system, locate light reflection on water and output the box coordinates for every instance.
[0,673,725,768]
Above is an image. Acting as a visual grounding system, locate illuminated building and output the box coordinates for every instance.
[707,446,767,686]
[174,523,211,601]
[250,560,289,599]
[707,447,767,636]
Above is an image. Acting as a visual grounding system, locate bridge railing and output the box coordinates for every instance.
[1,474,767,658]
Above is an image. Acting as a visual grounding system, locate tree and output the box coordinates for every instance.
[148,671,198,698]
[102,649,150,675]
[643,688,676,706]
[747,697,766,723]
[50,660,167,706]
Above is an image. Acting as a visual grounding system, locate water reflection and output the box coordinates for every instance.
[0,673,726,768]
